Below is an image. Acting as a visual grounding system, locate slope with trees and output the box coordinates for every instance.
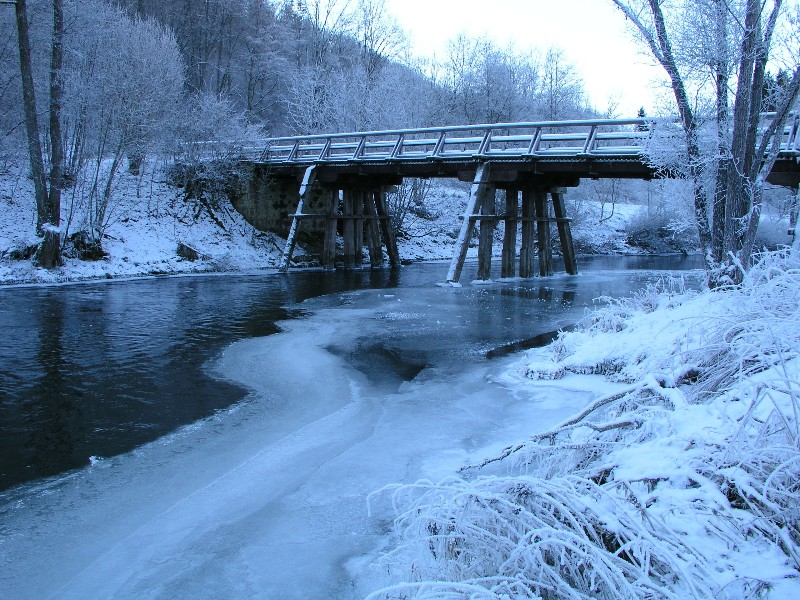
[2,0,602,273]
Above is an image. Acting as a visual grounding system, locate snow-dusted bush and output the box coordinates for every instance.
[370,249,800,599]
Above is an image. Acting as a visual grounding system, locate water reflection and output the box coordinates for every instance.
[25,296,83,476]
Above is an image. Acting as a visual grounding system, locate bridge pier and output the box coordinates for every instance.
[280,173,400,271]
[322,189,338,270]
[477,183,497,280]
[519,189,536,278]
[446,165,579,283]
[535,188,553,277]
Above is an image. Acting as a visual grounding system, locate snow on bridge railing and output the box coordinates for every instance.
[255,118,657,165]
[184,114,800,165]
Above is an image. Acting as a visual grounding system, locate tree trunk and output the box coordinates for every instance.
[14,0,49,234]
[711,0,729,264]
[39,0,65,268]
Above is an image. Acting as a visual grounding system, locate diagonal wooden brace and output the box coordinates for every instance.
[446,162,492,283]
[279,165,316,271]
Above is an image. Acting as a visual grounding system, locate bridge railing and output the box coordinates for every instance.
[257,118,656,164]
[253,114,800,166]
[183,115,799,165]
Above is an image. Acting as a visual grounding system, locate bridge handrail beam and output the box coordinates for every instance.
[263,117,655,144]
[254,113,798,164]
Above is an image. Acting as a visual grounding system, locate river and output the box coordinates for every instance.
[0,256,703,598]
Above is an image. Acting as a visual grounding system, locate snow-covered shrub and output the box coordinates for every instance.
[370,249,800,599]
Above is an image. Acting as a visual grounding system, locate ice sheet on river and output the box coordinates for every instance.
[1,284,617,599]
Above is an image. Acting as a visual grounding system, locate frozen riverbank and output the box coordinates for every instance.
[370,250,800,599]
[0,262,701,598]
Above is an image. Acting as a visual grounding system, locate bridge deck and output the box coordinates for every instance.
[243,116,800,186]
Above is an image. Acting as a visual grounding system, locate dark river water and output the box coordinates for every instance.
[0,255,703,492]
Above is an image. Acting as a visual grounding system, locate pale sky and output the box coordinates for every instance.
[383,0,671,118]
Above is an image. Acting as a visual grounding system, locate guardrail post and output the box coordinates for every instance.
[318,139,331,160]
[501,189,519,278]
[352,137,366,159]
[526,128,542,154]
[582,125,598,154]
[390,134,405,158]
[477,130,493,155]
[287,140,300,162]
[432,131,447,157]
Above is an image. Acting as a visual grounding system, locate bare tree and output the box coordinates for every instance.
[611,0,800,285]
[538,46,585,121]
[14,0,64,268]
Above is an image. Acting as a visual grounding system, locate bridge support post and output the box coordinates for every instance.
[279,166,316,272]
[476,184,497,280]
[364,191,384,269]
[519,189,536,278]
[552,188,578,275]
[447,163,492,283]
[343,190,356,269]
[322,189,339,270]
[354,191,364,269]
[375,190,401,268]
[501,189,518,279]
[535,188,553,276]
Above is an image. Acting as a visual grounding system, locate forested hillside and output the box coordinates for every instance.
[0,0,602,274]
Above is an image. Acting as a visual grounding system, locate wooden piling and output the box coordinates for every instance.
[354,190,364,269]
[551,189,578,275]
[364,191,384,269]
[501,189,518,278]
[535,188,553,277]
[342,190,356,269]
[322,189,338,270]
[519,188,536,278]
[375,190,400,267]
[476,184,496,280]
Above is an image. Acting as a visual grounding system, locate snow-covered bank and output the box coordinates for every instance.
[0,161,285,286]
[369,249,800,599]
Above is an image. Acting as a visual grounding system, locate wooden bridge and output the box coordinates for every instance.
[235,116,800,283]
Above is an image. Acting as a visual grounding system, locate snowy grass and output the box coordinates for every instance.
[368,249,800,599]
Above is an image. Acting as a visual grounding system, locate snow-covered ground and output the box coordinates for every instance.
[0,161,285,285]
[370,250,800,598]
